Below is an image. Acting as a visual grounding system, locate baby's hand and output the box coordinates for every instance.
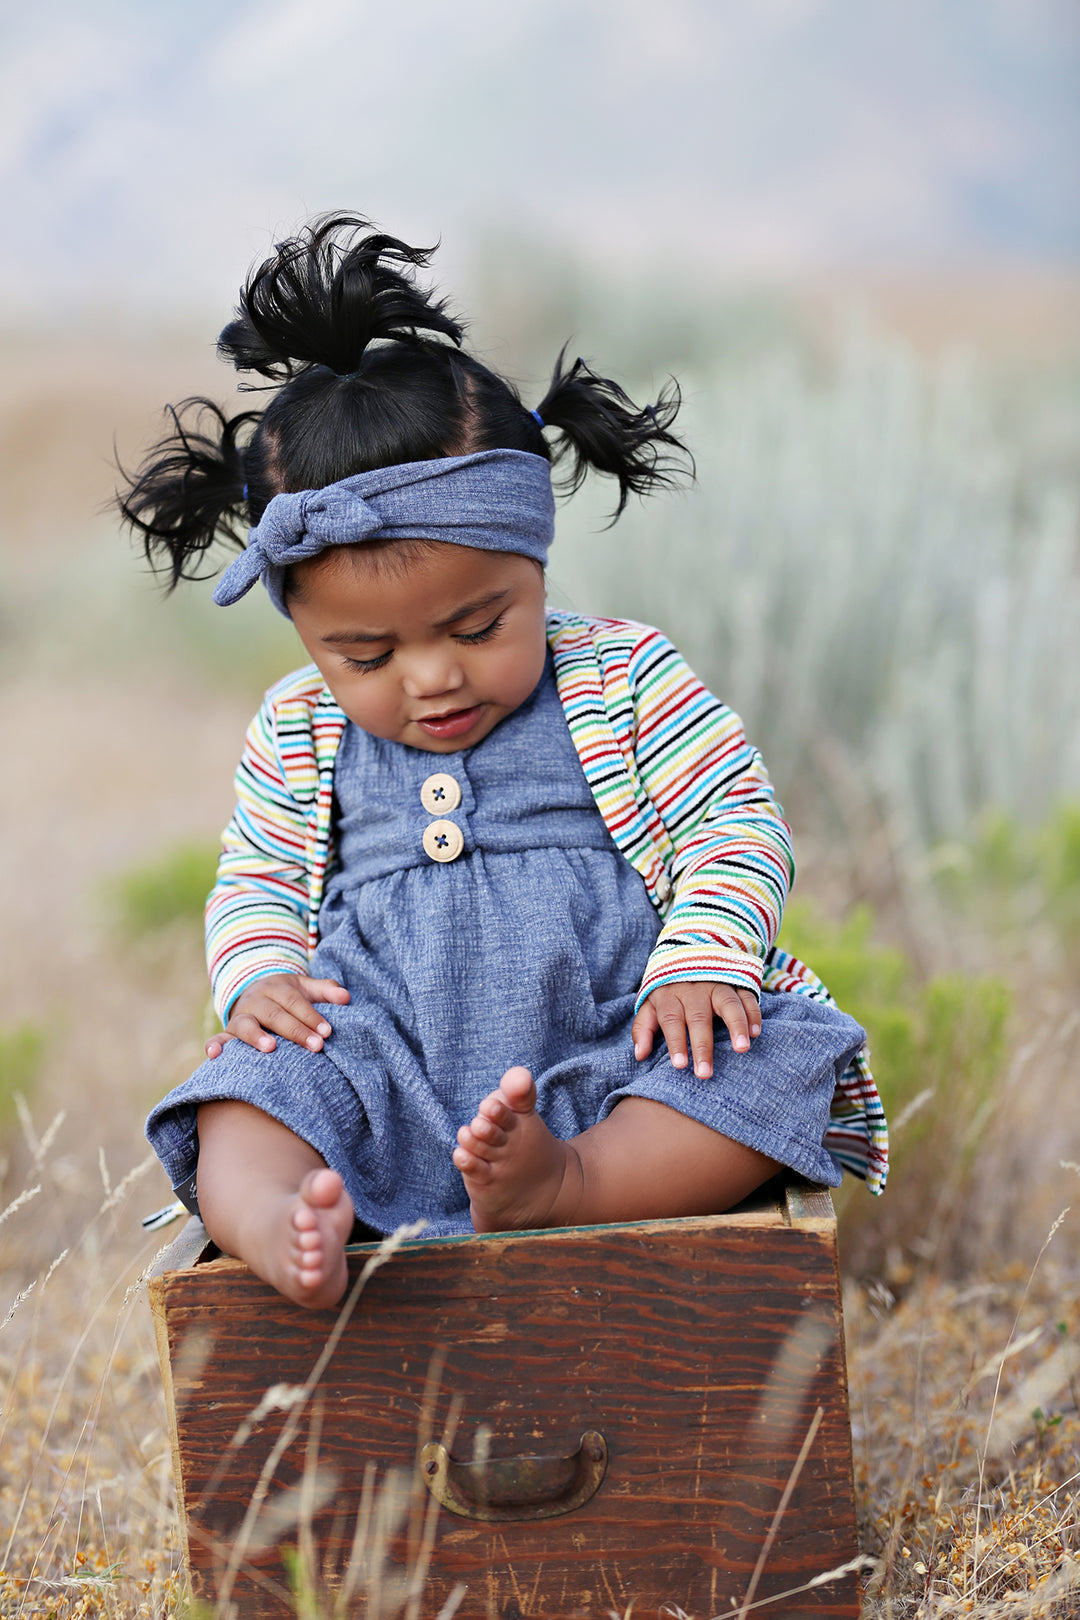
[632,982,761,1079]
[205,974,351,1059]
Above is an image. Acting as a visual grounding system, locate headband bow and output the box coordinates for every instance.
[213,448,555,617]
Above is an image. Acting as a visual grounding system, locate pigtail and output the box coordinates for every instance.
[218,213,465,383]
[535,350,693,518]
[116,399,258,589]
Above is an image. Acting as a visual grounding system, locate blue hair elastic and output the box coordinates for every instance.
[530,408,545,427]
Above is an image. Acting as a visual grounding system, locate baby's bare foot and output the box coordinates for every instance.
[257,1168,353,1310]
[453,1067,583,1233]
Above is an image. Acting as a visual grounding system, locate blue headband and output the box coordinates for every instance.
[213,448,555,618]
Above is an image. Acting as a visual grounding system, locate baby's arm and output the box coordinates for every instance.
[203,681,348,1057]
[625,628,794,1069]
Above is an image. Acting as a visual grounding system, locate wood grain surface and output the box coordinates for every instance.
[151,1203,860,1619]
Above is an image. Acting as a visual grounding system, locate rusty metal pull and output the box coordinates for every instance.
[420,1429,607,1521]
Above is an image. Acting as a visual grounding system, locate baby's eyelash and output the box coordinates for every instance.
[343,651,392,674]
[455,613,505,645]
[341,614,504,673]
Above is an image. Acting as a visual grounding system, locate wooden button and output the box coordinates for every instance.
[656,872,673,903]
[422,819,464,863]
[420,773,462,814]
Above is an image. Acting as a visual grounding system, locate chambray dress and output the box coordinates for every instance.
[147,655,863,1236]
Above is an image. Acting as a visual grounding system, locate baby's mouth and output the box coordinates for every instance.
[415,704,484,739]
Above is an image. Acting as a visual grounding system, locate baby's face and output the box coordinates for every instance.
[287,541,548,752]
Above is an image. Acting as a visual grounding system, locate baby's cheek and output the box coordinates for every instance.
[491,639,547,710]
[333,681,402,741]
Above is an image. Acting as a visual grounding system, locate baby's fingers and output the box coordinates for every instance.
[644,986,719,1075]
[711,985,754,1054]
[631,1001,659,1061]
[298,976,351,1006]
[680,998,719,1078]
[738,988,762,1038]
[653,997,693,1072]
[227,985,332,1051]
[223,1011,281,1053]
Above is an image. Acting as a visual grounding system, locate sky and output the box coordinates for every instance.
[0,0,1077,324]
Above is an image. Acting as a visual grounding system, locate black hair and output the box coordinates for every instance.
[118,213,693,589]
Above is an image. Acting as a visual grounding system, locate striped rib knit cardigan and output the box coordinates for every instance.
[207,611,889,1194]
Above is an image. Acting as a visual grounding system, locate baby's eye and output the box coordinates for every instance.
[343,651,392,674]
[455,613,505,645]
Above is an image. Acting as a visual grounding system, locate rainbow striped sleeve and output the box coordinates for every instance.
[627,629,795,1009]
[205,671,321,1021]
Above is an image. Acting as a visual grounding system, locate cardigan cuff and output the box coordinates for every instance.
[212,952,313,1024]
[634,944,765,1014]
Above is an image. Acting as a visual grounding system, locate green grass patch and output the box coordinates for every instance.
[105,840,219,938]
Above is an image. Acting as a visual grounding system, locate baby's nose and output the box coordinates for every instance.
[401,651,465,699]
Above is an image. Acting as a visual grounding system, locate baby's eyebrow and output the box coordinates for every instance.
[321,628,393,644]
[432,589,509,629]
[320,590,510,645]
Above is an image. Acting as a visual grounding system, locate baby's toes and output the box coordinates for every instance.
[292,1201,319,1236]
[456,1124,494,1164]
[294,1230,324,1267]
[477,1092,515,1130]
[470,1113,508,1147]
[302,1167,345,1209]
[453,1141,494,1180]
[497,1067,536,1110]
[291,1243,321,1282]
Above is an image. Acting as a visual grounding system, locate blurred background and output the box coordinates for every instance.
[2,2,1079,1611]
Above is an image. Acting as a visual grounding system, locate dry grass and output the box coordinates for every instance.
[0,1118,180,1617]
[848,1235,1080,1617]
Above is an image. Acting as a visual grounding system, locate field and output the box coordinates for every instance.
[1,270,1079,1615]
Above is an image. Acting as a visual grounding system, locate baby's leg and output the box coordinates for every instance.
[196,1101,354,1309]
[454,1068,778,1233]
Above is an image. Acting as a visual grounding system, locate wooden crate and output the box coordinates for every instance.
[149,1179,860,1618]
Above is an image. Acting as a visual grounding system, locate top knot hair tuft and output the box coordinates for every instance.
[217,213,465,383]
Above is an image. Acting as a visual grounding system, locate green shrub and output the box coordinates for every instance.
[932,801,1080,958]
[779,900,1009,1128]
[777,901,1010,1267]
[106,841,219,938]
[1039,802,1080,944]
[0,1021,45,1126]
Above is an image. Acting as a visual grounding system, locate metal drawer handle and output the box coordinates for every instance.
[420,1429,607,1521]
